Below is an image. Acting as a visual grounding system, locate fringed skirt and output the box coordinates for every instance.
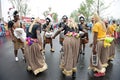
[89,40,109,73]
[108,40,115,60]
[13,36,24,50]
[24,42,47,75]
[60,36,80,76]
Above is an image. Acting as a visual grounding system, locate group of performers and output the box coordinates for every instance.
[8,10,116,77]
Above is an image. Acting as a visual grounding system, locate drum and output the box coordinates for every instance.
[45,38,52,44]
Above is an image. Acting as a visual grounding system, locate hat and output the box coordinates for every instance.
[62,15,68,19]
[46,17,51,22]
[31,17,35,22]
[13,10,19,16]
[79,16,85,21]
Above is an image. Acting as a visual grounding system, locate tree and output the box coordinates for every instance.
[70,0,94,22]
[78,0,95,21]
[92,0,113,16]
[9,0,30,17]
[21,3,31,16]
[43,7,58,23]
[43,11,49,18]
[70,10,79,22]
[43,7,52,18]
[70,0,113,22]
[52,12,58,22]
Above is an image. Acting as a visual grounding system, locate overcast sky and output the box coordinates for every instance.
[1,0,120,21]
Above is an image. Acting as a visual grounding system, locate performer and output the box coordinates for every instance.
[107,20,116,61]
[89,13,109,77]
[78,16,89,55]
[58,15,68,52]
[42,17,54,53]
[8,10,24,61]
[24,18,47,75]
[52,18,80,77]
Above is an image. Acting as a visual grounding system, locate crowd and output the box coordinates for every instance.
[5,10,120,78]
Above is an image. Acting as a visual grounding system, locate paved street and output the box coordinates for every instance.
[0,31,120,80]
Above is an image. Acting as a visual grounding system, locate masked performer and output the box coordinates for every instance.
[58,15,68,52]
[78,16,89,55]
[42,17,54,53]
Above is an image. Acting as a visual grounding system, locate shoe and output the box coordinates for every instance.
[15,57,19,62]
[94,72,105,77]
[27,66,32,71]
[51,48,55,52]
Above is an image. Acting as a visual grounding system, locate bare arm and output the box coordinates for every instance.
[92,32,98,54]
[36,30,42,47]
[43,27,47,32]
[52,27,63,39]
[9,28,15,41]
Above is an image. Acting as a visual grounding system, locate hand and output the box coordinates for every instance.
[51,36,55,39]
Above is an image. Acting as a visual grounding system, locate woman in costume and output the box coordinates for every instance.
[24,18,47,75]
[52,18,80,77]
[89,13,109,77]
[107,20,116,61]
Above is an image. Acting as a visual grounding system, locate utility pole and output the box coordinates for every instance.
[0,0,2,18]
[97,0,100,15]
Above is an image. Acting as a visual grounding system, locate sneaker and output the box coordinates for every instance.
[27,66,32,71]
[51,48,55,52]
[15,57,19,62]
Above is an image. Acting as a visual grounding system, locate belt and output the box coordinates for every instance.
[97,38,105,41]
[26,37,38,46]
